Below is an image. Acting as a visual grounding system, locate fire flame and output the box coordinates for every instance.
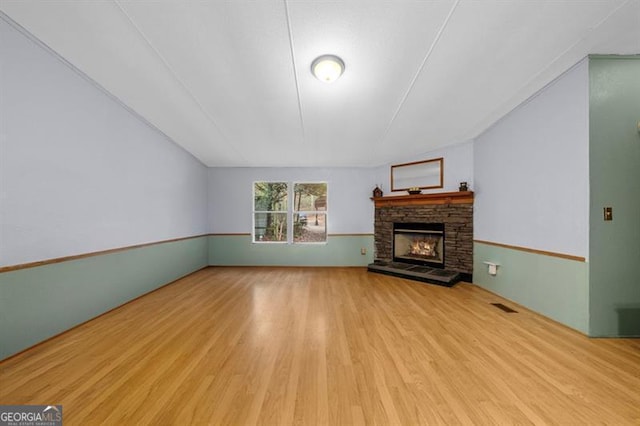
[410,238,438,257]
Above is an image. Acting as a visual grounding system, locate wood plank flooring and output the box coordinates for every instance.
[1,267,639,425]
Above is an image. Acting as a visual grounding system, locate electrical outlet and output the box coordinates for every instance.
[360,247,367,255]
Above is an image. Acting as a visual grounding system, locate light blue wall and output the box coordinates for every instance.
[372,140,474,195]
[474,59,590,257]
[473,59,590,332]
[588,56,640,337]
[0,15,208,268]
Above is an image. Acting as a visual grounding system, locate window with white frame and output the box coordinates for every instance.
[253,182,327,244]
[293,183,327,243]
[253,182,288,242]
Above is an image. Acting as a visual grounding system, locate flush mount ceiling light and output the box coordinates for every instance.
[311,55,345,83]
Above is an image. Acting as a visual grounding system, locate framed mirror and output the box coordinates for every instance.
[391,157,443,192]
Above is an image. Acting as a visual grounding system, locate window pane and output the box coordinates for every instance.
[293,183,327,212]
[254,182,288,211]
[293,213,326,243]
[254,213,287,242]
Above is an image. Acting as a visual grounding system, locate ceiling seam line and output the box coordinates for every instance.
[471,0,634,141]
[284,0,306,142]
[376,0,461,149]
[111,0,248,163]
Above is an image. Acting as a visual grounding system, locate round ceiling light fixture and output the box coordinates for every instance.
[311,54,345,83]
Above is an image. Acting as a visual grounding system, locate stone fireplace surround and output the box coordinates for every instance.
[372,191,474,283]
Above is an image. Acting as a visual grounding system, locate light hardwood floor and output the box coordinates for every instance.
[1,267,639,425]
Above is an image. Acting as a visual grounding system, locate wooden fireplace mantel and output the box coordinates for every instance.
[371,191,474,207]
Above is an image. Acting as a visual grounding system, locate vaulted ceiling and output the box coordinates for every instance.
[2,1,639,167]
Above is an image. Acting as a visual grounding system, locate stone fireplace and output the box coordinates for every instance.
[369,191,473,285]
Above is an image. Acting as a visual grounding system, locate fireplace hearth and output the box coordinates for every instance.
[367,260,460,287]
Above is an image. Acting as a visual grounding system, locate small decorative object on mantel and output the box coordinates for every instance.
[459,181,468,192]
[408,187,422,195]
[372,185,383,198]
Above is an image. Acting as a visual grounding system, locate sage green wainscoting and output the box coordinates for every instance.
[208,234,374,266]
[473,241,589,334]
[0,236,208,360]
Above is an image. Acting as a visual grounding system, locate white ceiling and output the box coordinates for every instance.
[2,0,639,167]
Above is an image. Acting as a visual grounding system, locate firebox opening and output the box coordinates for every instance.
[393,223,445,268]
